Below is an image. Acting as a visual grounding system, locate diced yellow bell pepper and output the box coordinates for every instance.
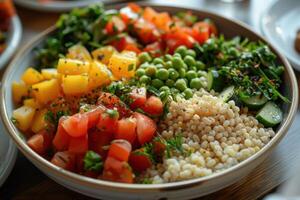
[23,98,42,109]
[108,51,137,79]
[88,61,111,90]
[12,105,36,131]
[67,44,92,62]
[41,68,58,80]
[57,58,90,75]
[21,68,44,85]
[62,74,89,95]
[31,109,49,133]
[92,46,116,65]
[32,79,60,104]
[12,81,30,104]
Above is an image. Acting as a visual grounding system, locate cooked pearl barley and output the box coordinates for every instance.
[142,89,275,183]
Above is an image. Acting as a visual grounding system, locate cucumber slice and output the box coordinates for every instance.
[219,85,235,102]
[240,95,268,110]
[256,102,283,127]
[207,69,223,92]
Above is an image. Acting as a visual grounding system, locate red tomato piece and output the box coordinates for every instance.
[68,134,88,154]
[115,117,137,144]
[84,105,105,129]
[134,19,160,44]
[133,112,157,145]
[0,0,15,19]
[107,140,132,162]
[105,16,126,35]
[123,43,141,54]
[53,117,71,151]
[96,110,118,134]
[163,30,196,54]
[192,22,210,44]
[127,3,141,13]
[129,87,147,109]
[89,130,113,158]
[129,148,152,172]
[153,12,172,32]
[27,132,52,155]
[62,114,88,138]
[144,41,164,57]
[143,7,158,23]
[120,12,130,25]
[102,157,133,183]
[153,140,166,155]
[51,151,76,171]
[142,96,163,116]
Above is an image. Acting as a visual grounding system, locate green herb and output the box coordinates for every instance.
[84,151,103,172]
[45,110,70,127]
[165,134,183,158]
[106,109,119,119]
[140,178,152,184]
[128,63,134,71]
[146,85,160,97]
[11,117,19,126]
[175,11,198,26]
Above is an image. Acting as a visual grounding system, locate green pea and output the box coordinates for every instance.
[184,55,196,67]
[145,65,157,77]
[184,88,193,99]
[140,62,150,69]
[190,78,203,89]
[186,49,196,57]
[189,66,197,71]
[139,75,151,84]
[156,68,169,80]
[164,54,173,62]
[175,45,187,57]
[197,70,207,77]
[155,64,164,69]
[159,86,170,92]
[152,79,164,89]
[168,68,179,80]
[186,70,198,80]
[172,57,185,70]
[165,79,174,87]
[178,68,186,78]
[170,87,180,94]
[153,57,164,65]
[175,79,187,92]
[136,68,146,77]
[195,60,206,70]
[165,61,173,69]
[138,52,152,63]
[173,53,182,58]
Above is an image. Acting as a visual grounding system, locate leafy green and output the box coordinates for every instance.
[84,151,103,172]
[44,110,70,127]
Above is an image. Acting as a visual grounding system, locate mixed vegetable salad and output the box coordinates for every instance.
[11,3,287,184]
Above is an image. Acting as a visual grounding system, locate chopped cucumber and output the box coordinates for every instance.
[207,69,223,92]
[240,95,268,110]
[256,102,283,127]
[219,85,235,102]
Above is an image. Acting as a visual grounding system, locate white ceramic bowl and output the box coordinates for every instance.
[0,3,298,200]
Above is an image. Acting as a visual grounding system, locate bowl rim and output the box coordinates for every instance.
[0,15,22,70]
[1,2,298,192]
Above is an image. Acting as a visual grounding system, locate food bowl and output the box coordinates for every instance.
[0,3,298,200]
[0,15,22,69]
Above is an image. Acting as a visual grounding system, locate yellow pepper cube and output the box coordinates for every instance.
[23,98,42,109]
[62,74,89,95]
[67,44,92,62]
[57,58,90,75]
[12,81,30,103]
[31,109,49,133]
[41,68,58,80]
[32,79,60,104]
[108,52,137,79]
[12,105,36,131]
[21,68,44,85]
[88,61,111,90]
[92,46,116,65]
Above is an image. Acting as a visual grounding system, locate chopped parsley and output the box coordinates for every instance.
[84,151,103,172]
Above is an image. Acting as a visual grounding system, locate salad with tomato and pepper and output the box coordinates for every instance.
[11,3,288,184]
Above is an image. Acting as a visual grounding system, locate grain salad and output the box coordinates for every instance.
[11,3,287,184]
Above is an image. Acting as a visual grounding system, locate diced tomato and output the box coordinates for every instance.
[105,16,126,35]
[108,140,132,162]
[62,114,88,138]
[144,42,164,58]
[192,22,210,44]
[27,131,53,155]
[163,29,196,54]
[84,105,105,129]
[115,117,137,144]
[102,157,133,183]
[143,7,158,23]
[128,3,141,13]
[129,87,147,109]
[89,130,113,158]
[109,35,138,53]
[53,117,71,151]
[152,12,172,32]
[134,19,160,45]
[142,96,163,116]
[0,0,15,19]
[51,151,76,171]
[153,140,166,155]
[129,148,152,172]
[133,112,157,145]
[75,154,85,173]
[68,134,88,154]
[120,12,130,25]
[123,43,141,54]
[96,110,118,134]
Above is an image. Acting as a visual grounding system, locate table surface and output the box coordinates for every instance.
[1,0,300,199]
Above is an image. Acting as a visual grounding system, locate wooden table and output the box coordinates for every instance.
[1,0,300,199]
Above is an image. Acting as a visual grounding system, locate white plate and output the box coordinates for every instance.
[261,0,300,70]
[14,0,127,12]
[0,118,17,187]
[0,16,22,70]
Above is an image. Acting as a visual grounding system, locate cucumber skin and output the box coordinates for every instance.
[256,102,283,127]
[207,70,223,92]
[219,85,235,102]
[240,95,268,110]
